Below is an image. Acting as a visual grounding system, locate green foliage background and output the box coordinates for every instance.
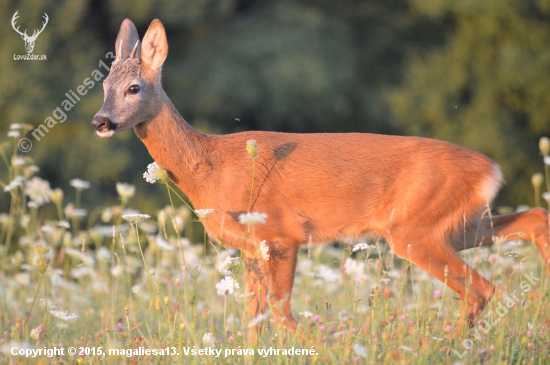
[1,0,550,212]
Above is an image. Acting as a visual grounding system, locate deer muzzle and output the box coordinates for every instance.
[92,116,116,137]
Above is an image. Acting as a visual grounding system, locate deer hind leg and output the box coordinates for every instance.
[390,231,493,327]
[452,207,550,274]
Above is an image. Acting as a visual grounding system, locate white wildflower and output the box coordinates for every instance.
[24,165,40,177]
[217,256,240,272]
[49,310,78,322]
[344,257,367,283]
[238,212,267,225]
[202,332,216,348]
[543,192,550,203]
[352,242,371,252]
[299,311,313,318]
[1,342,32,355]
[40,225,54,234]
[65,248,95,266]
[338,309,352,321]
[10,123,22,129]
[27,201,38,209]
[544,156,550,166]
[195,208,214,220]
[317,264,342,283]
[143,162,159,183]
[8,130,20,138]
[116,182,135,200]
[111,266,123,277]
[97,247,112,261]
[155,235,175,251]
[352,343,367,357]
[216,276,240,296]
[12,156,26,166]
[57,220,70,229]
[71,266,93,279]
[248,312,269,328]
[69,178,90,189]
[259,240,270,260]
[143,162,170,184]
[74,208,88,217]
[3,176,24,192]
[64,204,88,218]
[122,214,151,223]
[25,177,52,206]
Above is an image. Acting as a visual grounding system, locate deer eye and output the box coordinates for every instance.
[128,85,140,94]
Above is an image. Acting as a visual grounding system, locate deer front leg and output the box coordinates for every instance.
[242,245,269,343]
[265,241,299,334]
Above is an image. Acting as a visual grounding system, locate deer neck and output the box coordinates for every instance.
[135,95,211,200]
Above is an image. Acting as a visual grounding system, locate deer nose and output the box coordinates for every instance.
[92,116,112,132]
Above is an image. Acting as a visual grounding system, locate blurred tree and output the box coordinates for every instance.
[388,0,550,206]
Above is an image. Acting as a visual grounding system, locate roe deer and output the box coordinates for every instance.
[93,18,550,339]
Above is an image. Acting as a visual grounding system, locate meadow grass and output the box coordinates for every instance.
[1,129,550,364]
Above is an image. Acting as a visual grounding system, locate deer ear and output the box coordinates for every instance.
[116,19,139,60]
[141,19,168,71]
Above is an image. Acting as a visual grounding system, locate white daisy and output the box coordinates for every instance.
[217,256,240,272]
[49,310,78,322]
[122,214,151,223]
[216,276,240,296]
[25,177,52,206]
[3,176,24,192]
[143,162,170,184]
[352,343,367,357]
[352,242,371,252]
[155,235,175,251]
[8,130,20,138]
[195,208,214,220]
[69,178,90,189]
[238,212,267,225]
[202,332,216,348]
[343,258,367,283]
[248,312,269,328]
[116,182,135,200]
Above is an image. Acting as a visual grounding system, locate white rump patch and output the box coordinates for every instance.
[478,163,504,204]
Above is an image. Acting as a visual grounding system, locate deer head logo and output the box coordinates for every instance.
[11,11,49,54]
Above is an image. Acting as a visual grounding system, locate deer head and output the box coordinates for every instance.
[92,19,169,138]
[11,11,49,54]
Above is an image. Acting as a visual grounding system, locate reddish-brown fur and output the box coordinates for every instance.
[93,19,550,340]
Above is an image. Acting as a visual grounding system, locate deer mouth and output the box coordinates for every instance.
[92,116,117,138]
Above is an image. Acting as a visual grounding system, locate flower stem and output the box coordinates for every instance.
[247,158,256,213]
